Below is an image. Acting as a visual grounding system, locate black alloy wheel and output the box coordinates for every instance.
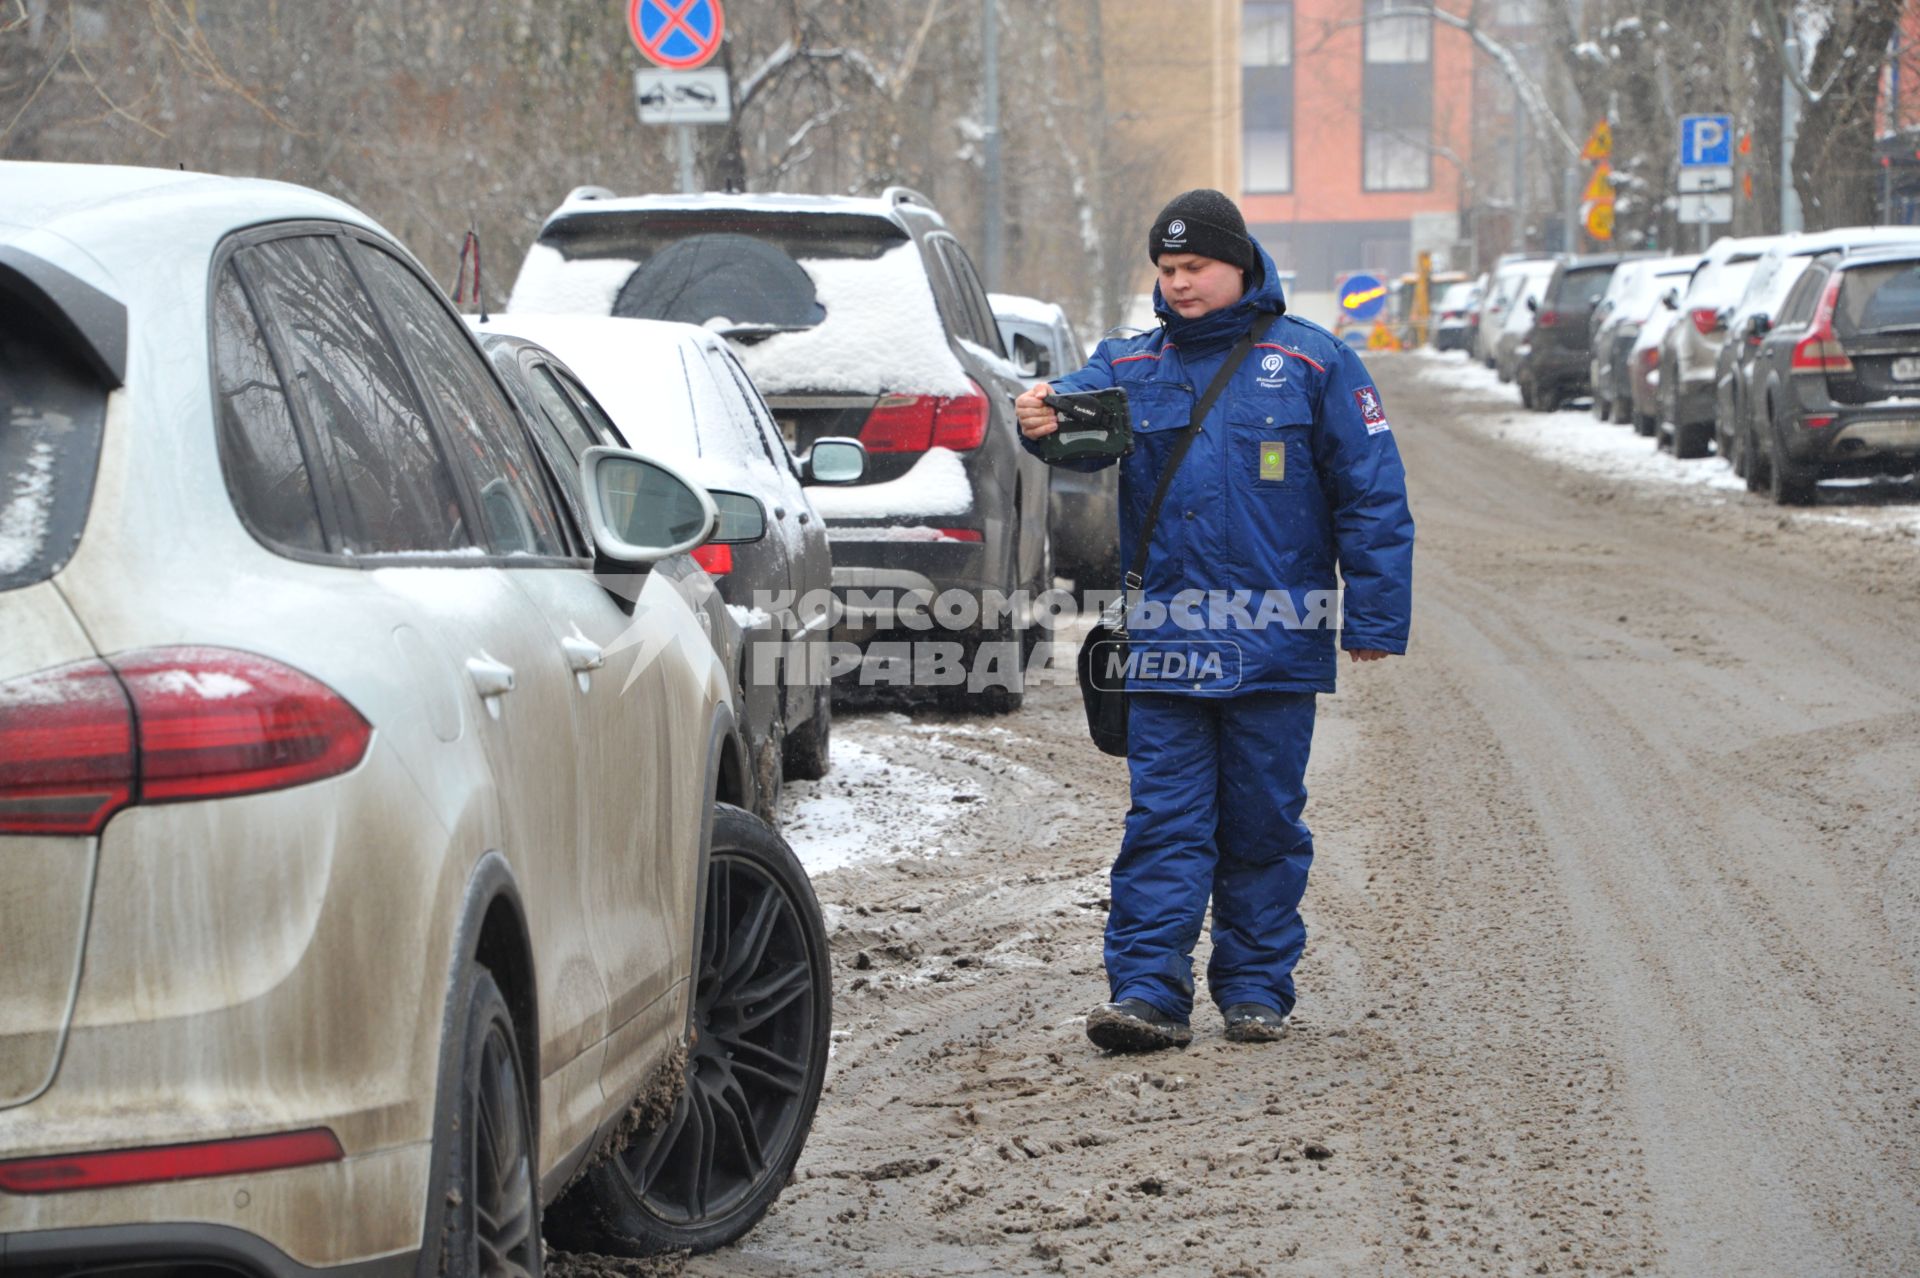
[557,804,831,1257]
[438,966,540,1278]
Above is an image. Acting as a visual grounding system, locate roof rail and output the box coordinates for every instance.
[884,186,934,210]
[564,185,617,204]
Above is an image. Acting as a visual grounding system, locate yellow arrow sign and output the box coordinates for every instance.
[1342,284,1390,310]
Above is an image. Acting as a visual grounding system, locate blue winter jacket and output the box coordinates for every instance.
[1028,239,1414,695]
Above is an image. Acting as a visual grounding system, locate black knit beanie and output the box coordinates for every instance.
[1148,189,1258,278]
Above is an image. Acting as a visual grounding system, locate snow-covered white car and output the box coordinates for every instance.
[0,161,830,1269]
[474,313,868,804]
[1628,303,1682,437]
[1495,259,1559,383]
[507,188,1054,711]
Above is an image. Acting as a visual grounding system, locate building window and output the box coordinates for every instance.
[1242,2,1293,193]
[1363,130,1431,190]
[1361,0,1432,190]
[1364,0,1432,64]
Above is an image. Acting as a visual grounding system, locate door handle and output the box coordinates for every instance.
[561,635,604,673]
[465,654,515,717]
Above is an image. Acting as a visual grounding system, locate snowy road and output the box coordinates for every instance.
[671,351,1920,1277]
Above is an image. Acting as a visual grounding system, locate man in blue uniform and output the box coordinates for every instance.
[1016,190,1414,1051]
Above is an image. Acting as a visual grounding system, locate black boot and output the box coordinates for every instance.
[1222,1002,1288,1043]
[1086,998,1193,1052]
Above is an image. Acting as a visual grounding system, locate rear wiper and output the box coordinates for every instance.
[711,322,815,344]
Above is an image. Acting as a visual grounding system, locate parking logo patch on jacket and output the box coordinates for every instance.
[1354,385,1389,434]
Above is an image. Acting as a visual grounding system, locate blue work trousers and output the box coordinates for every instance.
[1106,691,1317,1021]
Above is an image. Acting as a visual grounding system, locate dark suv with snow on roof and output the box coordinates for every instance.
[509,188,1053,709]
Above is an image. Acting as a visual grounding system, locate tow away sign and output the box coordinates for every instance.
[635,68,731,124]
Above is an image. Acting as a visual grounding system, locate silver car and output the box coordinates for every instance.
[0,162,830,1270]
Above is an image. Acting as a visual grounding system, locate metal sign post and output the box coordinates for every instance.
[1679,113,1733,251]
[629,0,728,195]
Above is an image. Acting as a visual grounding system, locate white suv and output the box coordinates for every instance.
[0,162,830,1271]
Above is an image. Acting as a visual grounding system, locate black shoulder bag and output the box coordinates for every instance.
[1076,314,1276,757]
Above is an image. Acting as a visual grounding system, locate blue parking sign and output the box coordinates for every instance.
[1680,114,1732,167]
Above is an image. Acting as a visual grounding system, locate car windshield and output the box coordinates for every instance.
[1,316,108,592]
[1686,255,1760,308]
[1836,260,1920,334]
[1437,283,1475,311]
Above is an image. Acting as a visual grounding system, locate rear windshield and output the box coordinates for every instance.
[1687,255,1761,308]
[1553,267,1614,309]
[1836,260,1920,334]
[526,210,904,338]
[0,317,107,591]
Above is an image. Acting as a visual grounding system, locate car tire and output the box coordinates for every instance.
[1672,419,1710,460]
[554,804,831,1257]
[1766,407,1817,506]
[1593,392,1612,422]
[1610,388,1632,425]
[430,964,541,1278]
[1633,411,1656,438]
[1518,371,1537,409]
[782,678,832,782]
[938,624,1026,715]
[1744,419,1770,493]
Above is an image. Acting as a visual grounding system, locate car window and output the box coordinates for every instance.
[210,264,326,554]
[1556,268,1613,310]
[945,241,1007,357]
[1778,266,1827,326]
[240,235,473,556]
[715,345,803,482]
[353,243,566,559]
[523,362,599,459]
[0,299,109,591]
[921,237,979,345]
[547,365,626,447]
[1836,260,1920,334]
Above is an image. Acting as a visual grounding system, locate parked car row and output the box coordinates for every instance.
[0,160,1018,1272]
[1439,226,1920,505]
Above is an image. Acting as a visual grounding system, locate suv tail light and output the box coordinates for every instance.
[1791,274,1854,375]
[1537,310,1559,328]
[0,648,371,836]
[1640,345,1660,369]
[859,380,991,453]
[1690,307,1722,337]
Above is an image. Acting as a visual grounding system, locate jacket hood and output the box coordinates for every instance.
[1152,234,1287,326]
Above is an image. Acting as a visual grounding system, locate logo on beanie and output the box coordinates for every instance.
[1167,219,1186,238]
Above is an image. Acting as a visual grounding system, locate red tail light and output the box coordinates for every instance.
[0,649,371,836]
[932,381,990,450]
[860,381,991,453]
[0,661,135,836]
[690,542,733,576]
[1790,274,1854,375]
[1690,307,1721,337]
[1537,310,1559,328]
[1801,414,1837,430]
[1640,345,1660,368]
[932,527,983,543]
[0,1128,343,1194]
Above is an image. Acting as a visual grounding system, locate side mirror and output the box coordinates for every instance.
[1713,307,1731,333]
[804,436,868,484]
[706,489,767,544]
[1662,289,1680,310]
[1749,314,1773,340]
[1526,296,1538,312]
[1011,332,1053,378]
[578,446,715,565]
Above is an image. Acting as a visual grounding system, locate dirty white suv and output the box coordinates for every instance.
[0,163,830,1272]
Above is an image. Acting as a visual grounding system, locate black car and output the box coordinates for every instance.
[1516,254,1628,411]
[508,188,1052,711]
[1742,246,1920,504]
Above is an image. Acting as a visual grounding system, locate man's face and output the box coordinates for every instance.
[1158,253,1245,319]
